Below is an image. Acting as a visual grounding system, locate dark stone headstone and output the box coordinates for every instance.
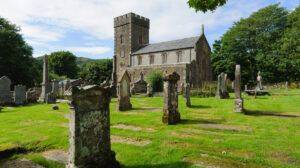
[14,85,26,105]
[0,76,13,104]
[46,92,56,104]
[162,71,181,125]
[186,83,191,107]
[67,85,120,168]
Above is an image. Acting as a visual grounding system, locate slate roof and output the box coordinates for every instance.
[131,36,200,55]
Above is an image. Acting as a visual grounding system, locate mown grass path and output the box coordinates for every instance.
[0,89,300,168]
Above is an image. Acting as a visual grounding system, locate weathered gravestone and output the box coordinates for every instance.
[40,55,51,102]
[46,92,56,104]
[162,71,181,125]
[116,70,132,111]
[67,85,120,168]
[59,83,64,98]
[285,81,288,91]
[215,72,229,99]
[26,87,41,103]
[181,83,185,94]
[0,76,13,104]
[257,71,263,90]
[186,83,191,107]
[147,83,153,97]
[133,73,147,93]
[52,79,59,93]
[14,85,26,105]
[234,65,243,113]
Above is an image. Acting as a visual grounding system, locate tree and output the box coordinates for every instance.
[147,70,163,92]
[211,4,289,85]
[48,51,79,79]
[187,0,227,13]
[80,59,112,84]
[0,16,40,87]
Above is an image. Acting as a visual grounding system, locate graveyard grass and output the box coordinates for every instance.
[0,90,300,168]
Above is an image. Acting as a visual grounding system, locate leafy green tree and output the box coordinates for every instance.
[147,70,163,92]
[187,0,227,13]
[48,51,79,79]
[80,59,112,84]
[211,4,289,85]
[0,16,40,87]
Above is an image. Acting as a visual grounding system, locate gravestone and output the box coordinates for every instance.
[181,83,185,94]
[147,83,153,97]
[162,71,181,125]
[285,81,288,91]
[67,85,120,168]
[133,73,147,93]
[257,71,263,90]
[59,83,64,97]
[116,70,132,111]
[130,83,135,95]
[46,92,56,104]
[234,65,243,113]
[186,83,191,107]
[14,85,26,105]
[215,72,229,99]
[232,81,234,89]
[0,76,13,104]
[52,79,59,93]
[26,87,41,103]
[64,80,71,91]
[40,55,51,102]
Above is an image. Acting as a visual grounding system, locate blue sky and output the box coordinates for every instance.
[0,0,298,59]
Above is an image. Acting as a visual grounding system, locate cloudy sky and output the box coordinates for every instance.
[0,0,298,59]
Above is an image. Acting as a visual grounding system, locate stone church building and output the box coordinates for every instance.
[112,12,212,89]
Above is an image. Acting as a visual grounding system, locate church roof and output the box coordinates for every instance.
[131,36,200,55]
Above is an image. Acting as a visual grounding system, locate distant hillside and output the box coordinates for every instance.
[35,56,101,68]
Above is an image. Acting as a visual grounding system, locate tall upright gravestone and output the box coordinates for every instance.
[116,70,132,111]
[14,85,26,105]
[215,72,229,99]
[0,76,13,104]
[67,85,120,168]
[186,83,191,107]
[40,55,51,102]
[234,65,243,113]
[162,71,181,125]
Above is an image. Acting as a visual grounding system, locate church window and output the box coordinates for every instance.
[120,35,124,44]
[138,56,142,65]
[162,53,167,64]
[139,35,143,44]
[149,55,154,64]
[177,51,182,63]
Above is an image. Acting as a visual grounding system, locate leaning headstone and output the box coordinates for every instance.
[67,85,120,168]
[257,71,263,90]
[147,83,153,97]
[46,92,56,104]
[234,65,243,113]
[52,79,59,93]
[181,83,185,94]
[186,83,191,107]
[40,55,51,102]
[116,70,132,111]
[14,85,26,105]
[0,76,13,104]
[285,81,288,91]
[162,71,181,125]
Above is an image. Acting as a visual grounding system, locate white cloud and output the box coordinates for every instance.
[63,46,111,55]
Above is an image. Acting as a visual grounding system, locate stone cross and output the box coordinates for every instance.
[116,70,132,111]
[40,55,51,102]
[162,71,181,125]
[0,76,13,104]
[67,85,120,168]
[14,85,26,105]
[234,65,243,113]
[186,83,191,107]
[257,71,263,90]
[46,92,56,104]
[147,83,152,97]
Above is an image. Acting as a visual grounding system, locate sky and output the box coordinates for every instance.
[0,0,299,59]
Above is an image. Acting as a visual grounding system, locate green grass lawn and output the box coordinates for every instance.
[0,89,300,168]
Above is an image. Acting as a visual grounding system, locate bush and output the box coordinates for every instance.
[147,70,163,92]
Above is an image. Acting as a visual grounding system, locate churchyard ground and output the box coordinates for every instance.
[0,89,300,168]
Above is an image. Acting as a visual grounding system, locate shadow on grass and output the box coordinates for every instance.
[132,107,161,111]
[179,119,221,125]
[123,161,192,168]
[188,105,211,109]
[244,110,300,117]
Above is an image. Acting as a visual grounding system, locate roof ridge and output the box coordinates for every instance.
[149,36,200,45]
